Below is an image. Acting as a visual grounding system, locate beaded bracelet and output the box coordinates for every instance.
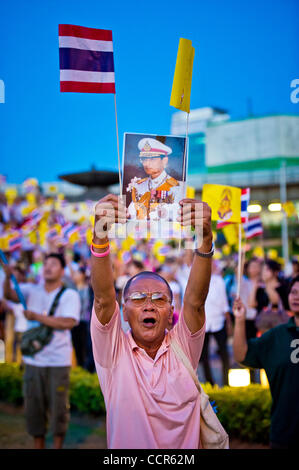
[90,244,110,258]
[92,241,109,249]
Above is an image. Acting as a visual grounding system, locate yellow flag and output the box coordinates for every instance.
[170,38,195,113]
[222,244,232,256]
[69,231,80,245]
[253,246,265,259]
[222,224,239,246]
[86,228,93,246]
[26,193,36,206]
[202,184,241,223]
[186,186,195,198]
[282,201,297,218]
[267,249,278,260]
[5,188,17,205]
[0,236,9,251]
[28,231,37,245]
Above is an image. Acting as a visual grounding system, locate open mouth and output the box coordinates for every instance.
[142,318,157,327]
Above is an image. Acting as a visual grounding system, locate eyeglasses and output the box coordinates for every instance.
[125,291,171,307]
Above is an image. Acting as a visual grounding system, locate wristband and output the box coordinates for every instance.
[195,242,214,258]
[92,241,109,249]
[90,245,110,258]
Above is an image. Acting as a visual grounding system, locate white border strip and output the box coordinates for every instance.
[59,36,113,52]
[60,69,115,83]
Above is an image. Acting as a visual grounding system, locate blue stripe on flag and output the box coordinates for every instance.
[59,48,114,72]
[241,200,248,211]
[246,221,262,231]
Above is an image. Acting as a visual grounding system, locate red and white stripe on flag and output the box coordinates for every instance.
[241,188,250,224]
[59,24,115,94]
[244,216,263,239]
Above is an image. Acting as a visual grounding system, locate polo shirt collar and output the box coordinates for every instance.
[127,329,170,359]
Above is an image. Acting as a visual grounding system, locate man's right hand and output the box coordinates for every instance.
[94,194,128,240]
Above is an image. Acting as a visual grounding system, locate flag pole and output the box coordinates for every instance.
[182,112,189,183]
[113,93,122,198]
[237,223,243,297]
[179,112,190,251]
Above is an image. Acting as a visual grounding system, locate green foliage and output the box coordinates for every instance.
[69,367,105,414]
[0,364,271,443]
[202,383,272,444]
[0,363,23,405]
[0,364,106,415]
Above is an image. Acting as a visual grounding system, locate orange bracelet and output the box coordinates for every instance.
[92,241,110,249]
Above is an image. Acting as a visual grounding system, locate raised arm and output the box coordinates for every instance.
[2,265,20,303]
[179,199,213,334]
[232,297,248,362]
[91,194,127,325]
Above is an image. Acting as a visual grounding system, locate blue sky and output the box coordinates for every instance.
[0,0,298,184]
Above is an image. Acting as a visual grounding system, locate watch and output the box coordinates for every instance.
[195,242,214,258]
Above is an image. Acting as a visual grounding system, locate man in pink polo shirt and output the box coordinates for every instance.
[90,194,213,449]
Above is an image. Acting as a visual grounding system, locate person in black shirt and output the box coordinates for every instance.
[233,276,299,449]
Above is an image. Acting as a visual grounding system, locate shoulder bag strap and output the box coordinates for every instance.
[47,285,67,317]
[170,339,202,394]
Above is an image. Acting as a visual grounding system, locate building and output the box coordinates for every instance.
[171,108,299,258]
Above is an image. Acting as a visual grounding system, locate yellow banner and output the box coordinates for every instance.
[186,186,195,198]
[222,224,238,246]
[170,38,195,113]
[282,201,297,218]
[202,184,241,223]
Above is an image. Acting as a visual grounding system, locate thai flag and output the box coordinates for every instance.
[47,227,59,241]
[9,231,22,251]
[241,188,250,224]
[30,208,42,225]
[61,223,78,241]
[78,225,87,242]
[59,24,115,93]
[244,216,263,239]
[21,209,42,233]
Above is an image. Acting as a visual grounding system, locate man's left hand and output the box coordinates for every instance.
[178,199,212,245]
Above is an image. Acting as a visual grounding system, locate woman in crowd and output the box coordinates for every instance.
[249,259,289,333]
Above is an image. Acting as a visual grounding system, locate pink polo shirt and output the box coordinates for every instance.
[91,302,205,449]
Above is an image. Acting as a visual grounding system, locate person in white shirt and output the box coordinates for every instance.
[199,260,231,386]
[3,253,80,449]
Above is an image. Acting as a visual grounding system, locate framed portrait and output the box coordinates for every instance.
[122,133,187,223]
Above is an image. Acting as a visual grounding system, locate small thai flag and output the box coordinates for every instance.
[244,216,263,239]
[241,188,250,224]
[30,208,42,225]
[59,24,115,94]
[61,223,78,241]
[47,227,59,241]
[78,225,87,242]
[9,232,22,251]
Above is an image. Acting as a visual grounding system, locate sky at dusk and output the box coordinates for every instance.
[0,0,298,184]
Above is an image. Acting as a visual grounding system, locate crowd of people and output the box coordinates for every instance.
[1,201,298,379]
[0,190,299,449]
